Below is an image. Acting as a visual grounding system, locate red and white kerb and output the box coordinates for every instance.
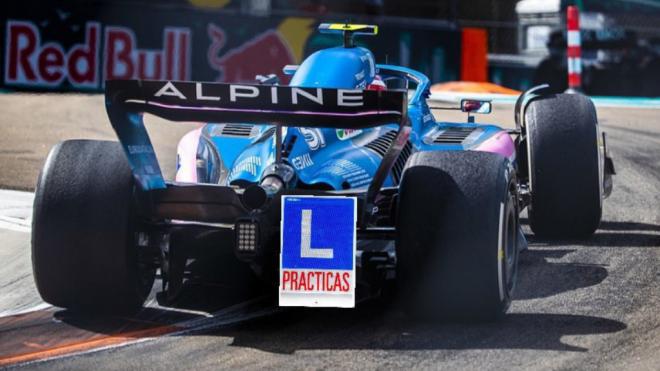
[566,5,582,90]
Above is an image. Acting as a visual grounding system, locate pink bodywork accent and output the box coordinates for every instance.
[175,127,203,182]
[473,131,516,160]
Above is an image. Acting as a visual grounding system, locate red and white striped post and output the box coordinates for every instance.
[566,5,582,92]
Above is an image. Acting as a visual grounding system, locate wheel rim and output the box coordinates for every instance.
[504,194,517,294]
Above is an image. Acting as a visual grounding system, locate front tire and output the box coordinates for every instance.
[396,151,519,321]
[32,140,155,313]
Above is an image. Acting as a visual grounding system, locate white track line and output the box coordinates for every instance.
[0,303,51,318]
[0,190,33,233]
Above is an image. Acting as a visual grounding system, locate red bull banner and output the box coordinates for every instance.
[1,1,460,92]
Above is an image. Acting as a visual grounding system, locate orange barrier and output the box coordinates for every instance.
[431,81,520,95]
[460,28,488,82]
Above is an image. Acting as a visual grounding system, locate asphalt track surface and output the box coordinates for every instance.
[0,93,658,370]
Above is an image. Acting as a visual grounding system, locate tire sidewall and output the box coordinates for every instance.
[396,151,519,320]
[525,94,602,238]
[31,140,153,312]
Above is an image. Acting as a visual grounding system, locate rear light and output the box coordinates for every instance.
[235,220,260,255]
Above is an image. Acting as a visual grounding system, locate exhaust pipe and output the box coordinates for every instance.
[242,163,295,210]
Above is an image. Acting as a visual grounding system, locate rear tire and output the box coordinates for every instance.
[525,93,602,239]
[396,151,519,321]
[32,140,155,313]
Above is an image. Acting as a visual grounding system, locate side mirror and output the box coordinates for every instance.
[461,99,492,114]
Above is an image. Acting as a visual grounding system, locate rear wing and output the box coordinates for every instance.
[106,80,406,127]
[105,80,409,192]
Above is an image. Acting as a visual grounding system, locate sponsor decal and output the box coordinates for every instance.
[291,153,314,170]
[2,11,461,93]
[5,20,100,88]
[4,19,191,89]
[298,127,325,150]
[280,196,356,307]
[229,155,261,178]
[359,54,376,78]
[103,26,191,81]
[127,144,155,154]
[149,80,366,107]
[207,24,294,82]
[336,128,362,140]
[320,159,371,188]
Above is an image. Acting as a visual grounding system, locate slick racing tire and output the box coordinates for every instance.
[32,140,155,313]
[525,93,602,239]
[396,151,519,321]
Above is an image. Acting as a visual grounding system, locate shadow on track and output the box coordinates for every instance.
[45,218,652,358]
[515,249,608,300]
[209,306,625,353]
[522,218,660,248]
[597,220,660,232]
[50,253,267,338]
[196,241,623,354]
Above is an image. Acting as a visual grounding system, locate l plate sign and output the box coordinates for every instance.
[279,196,357,308]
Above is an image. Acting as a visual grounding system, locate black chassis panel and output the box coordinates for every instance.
[138,182,399,250]
[138,183,397,300]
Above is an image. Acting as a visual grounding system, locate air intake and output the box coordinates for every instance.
[391,140,412,184]
[364,130,412,185]
[221,124,254,137]
[433,127,475,144]
[365,130,397,157]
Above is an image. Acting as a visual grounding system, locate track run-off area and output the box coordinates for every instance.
[0,93,658,370]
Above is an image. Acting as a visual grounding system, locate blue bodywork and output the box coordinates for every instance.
[182,45,510,191]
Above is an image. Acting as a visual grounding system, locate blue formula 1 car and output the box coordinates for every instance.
[31,24,614,320]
